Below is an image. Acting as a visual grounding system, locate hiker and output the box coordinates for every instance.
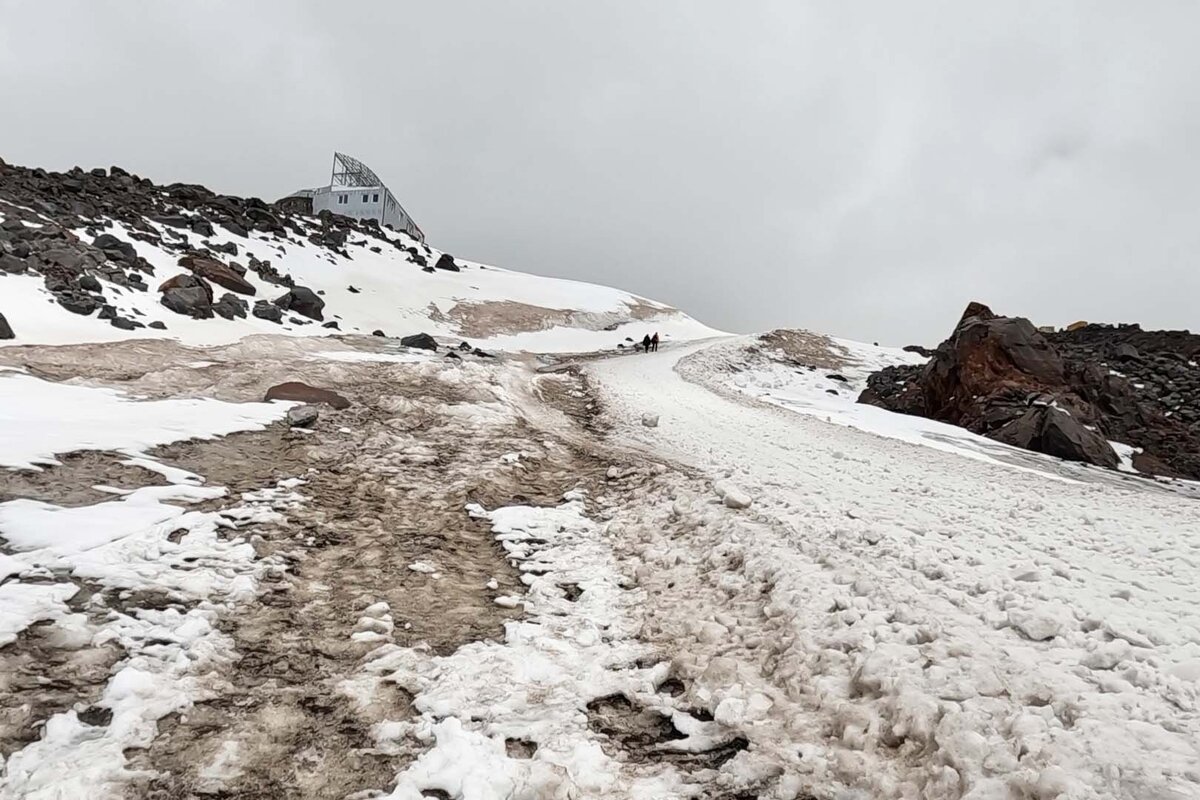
[641,333,652,353]
[651,332,660,352]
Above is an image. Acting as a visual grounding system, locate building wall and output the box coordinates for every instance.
[310,185,423,241]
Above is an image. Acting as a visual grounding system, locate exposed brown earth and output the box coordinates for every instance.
[0,335,626,798]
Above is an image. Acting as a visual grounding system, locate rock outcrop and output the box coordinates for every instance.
[861,302,1200,478]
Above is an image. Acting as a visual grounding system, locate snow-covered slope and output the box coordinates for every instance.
[589,339,1200,799]
[0,208,719,352]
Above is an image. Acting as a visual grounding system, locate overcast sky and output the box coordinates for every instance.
[2,1,1198,343]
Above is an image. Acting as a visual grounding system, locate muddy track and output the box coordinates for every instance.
[1,336,687,798]
[111,362,620,797]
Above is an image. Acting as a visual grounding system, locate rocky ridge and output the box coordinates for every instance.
[861,303,1200,480]
[0,158,463,334]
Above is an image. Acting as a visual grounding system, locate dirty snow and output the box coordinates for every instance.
[0,371,300,798]
[4,259,1200,798]
[344,493,696,799]
[586,338,1200,798]
[0,367,289,470]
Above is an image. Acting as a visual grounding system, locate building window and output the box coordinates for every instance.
[373,193,379,203]
[337,194,348,205]
[362,193,369,203]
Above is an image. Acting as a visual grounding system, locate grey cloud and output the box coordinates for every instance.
[2,0,1198,344]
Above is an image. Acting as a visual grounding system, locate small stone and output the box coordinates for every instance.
[714,480,753,509]
[286,405,320,428]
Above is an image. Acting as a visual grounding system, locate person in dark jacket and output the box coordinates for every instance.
[651,332,660,352]
[641,334,652,353]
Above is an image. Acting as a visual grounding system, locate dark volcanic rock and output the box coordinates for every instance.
[1115,343,1140,361]
[161,286,213,318]
[246,256,292,287]
[264,382,350,409]
[273,286,324,321]
[56,292,100,316]
[93,233,137,262]
[0,312,13,339]
[902,344,935,358]
[159,273,213,301]
[0,254,28,274]
[212,293,249,320]
[400,333,437,351]
[994,405,1119,469]
[252,300,283,323]
[110,316,144,331]
[433,253,461,272]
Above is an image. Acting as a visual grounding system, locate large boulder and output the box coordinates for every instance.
[161,286,214,318]
[159,273,214,318]
[0,311,13,339]
[159,273,213,301]
[179,254,256,295]
[433,253,461,272]
[994,405,1119,469]
[401,333,438,351]
[273,286,324,320]
[922,304,1066,428]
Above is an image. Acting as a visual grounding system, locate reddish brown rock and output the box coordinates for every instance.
[179,254,256,296]
[158,272,211,300]
[858,302,1200,478]
[922,312,1066,428]
[264,382,350,409]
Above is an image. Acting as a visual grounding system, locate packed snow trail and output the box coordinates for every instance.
[586,339,1200,799]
